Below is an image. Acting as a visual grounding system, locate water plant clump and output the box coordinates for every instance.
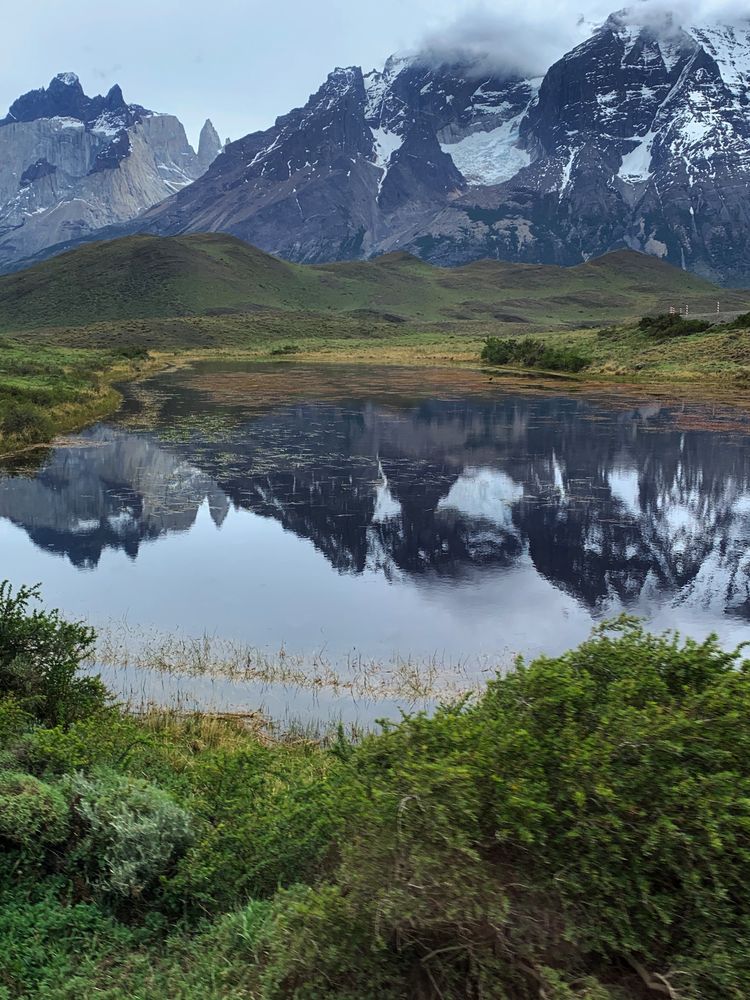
[1,583,750,998]
[93,619,484,713]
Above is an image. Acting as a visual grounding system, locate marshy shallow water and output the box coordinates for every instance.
[1,361,749,723]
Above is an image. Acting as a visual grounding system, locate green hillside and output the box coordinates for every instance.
[0,233,745,334]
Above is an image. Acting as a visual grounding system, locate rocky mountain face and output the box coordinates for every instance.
[134,57,530,264]
[129,10,750,284]
[0,73,221,268]
[421,15,750,284]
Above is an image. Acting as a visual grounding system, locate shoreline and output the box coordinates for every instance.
[3,328,750,461]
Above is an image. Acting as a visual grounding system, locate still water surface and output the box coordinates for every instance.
[1,363,749,718]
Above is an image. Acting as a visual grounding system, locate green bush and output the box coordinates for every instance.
[726,311,750,330]
[1,583,750,997]
[0,771,69,850]
[255,884,405,1000]
[0,583,106,728]
[67,771,193,901]
[269,344,301,356]
[0,882,141,1000]
[23,709,157,777]
[167,743,357,913]
[0,401,53,443]
[301,618,750,999]
[0,695,30,758]
[481,336,589,372]
[638,312,711,336]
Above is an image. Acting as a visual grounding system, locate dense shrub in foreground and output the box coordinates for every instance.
[251,620,750,999]
[67,770,193,901]
[1,582,750,998]
[482,336,589,372]
[0,771,69,852]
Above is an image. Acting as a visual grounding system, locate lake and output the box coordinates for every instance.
[2,361,749,724]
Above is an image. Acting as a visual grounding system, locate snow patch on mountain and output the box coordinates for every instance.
[370,126,403,195]
[441,115,530,185]
[618,130,656,182]
[48,117,86,130]
[371,127,402,169]
[687,25,750,95]
[55,72,80,87]
[364,54,413,122]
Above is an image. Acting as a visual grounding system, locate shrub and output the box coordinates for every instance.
[167,743,357,913]
[116,343,150,360]
[269,344,301,356]
[0,695,30,758]
[481,336,589,372]
[23,709,156,777]
[727,311,750,330]
[0,882,139,1000]
[0,582,106,728]
[638,312,711,336]
[238,620,750,998]
[67,770,193,901]
[311,619,750,999]
[0,402,53,443]
[0,771,70,850]
[255,884,404,1000]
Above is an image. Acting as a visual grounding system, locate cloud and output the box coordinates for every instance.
[615,0,750,28]
[419,0,750,79]
[419,2,592,78]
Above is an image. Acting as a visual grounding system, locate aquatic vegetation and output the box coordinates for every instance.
[93,620,483,714]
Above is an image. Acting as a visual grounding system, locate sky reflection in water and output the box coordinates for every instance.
[1,362,749,716]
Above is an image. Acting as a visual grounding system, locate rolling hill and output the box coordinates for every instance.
[0,233,746,337]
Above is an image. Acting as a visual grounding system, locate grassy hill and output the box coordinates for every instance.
[0,232,746,334]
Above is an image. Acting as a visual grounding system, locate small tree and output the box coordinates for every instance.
[0,583,106,728]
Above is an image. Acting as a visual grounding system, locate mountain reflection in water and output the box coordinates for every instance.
[1,364,749,665]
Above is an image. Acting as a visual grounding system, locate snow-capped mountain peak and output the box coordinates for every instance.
[6,10,750,283]
[53,72,81,88]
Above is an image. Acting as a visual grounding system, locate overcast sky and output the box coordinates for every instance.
[0,0,744,147]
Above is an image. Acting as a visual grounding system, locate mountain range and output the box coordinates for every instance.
[3,9,750,284]
[0,73,221,268]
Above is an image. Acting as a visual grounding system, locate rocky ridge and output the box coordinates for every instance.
[0,73,221,267]
[129,10,750,284]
